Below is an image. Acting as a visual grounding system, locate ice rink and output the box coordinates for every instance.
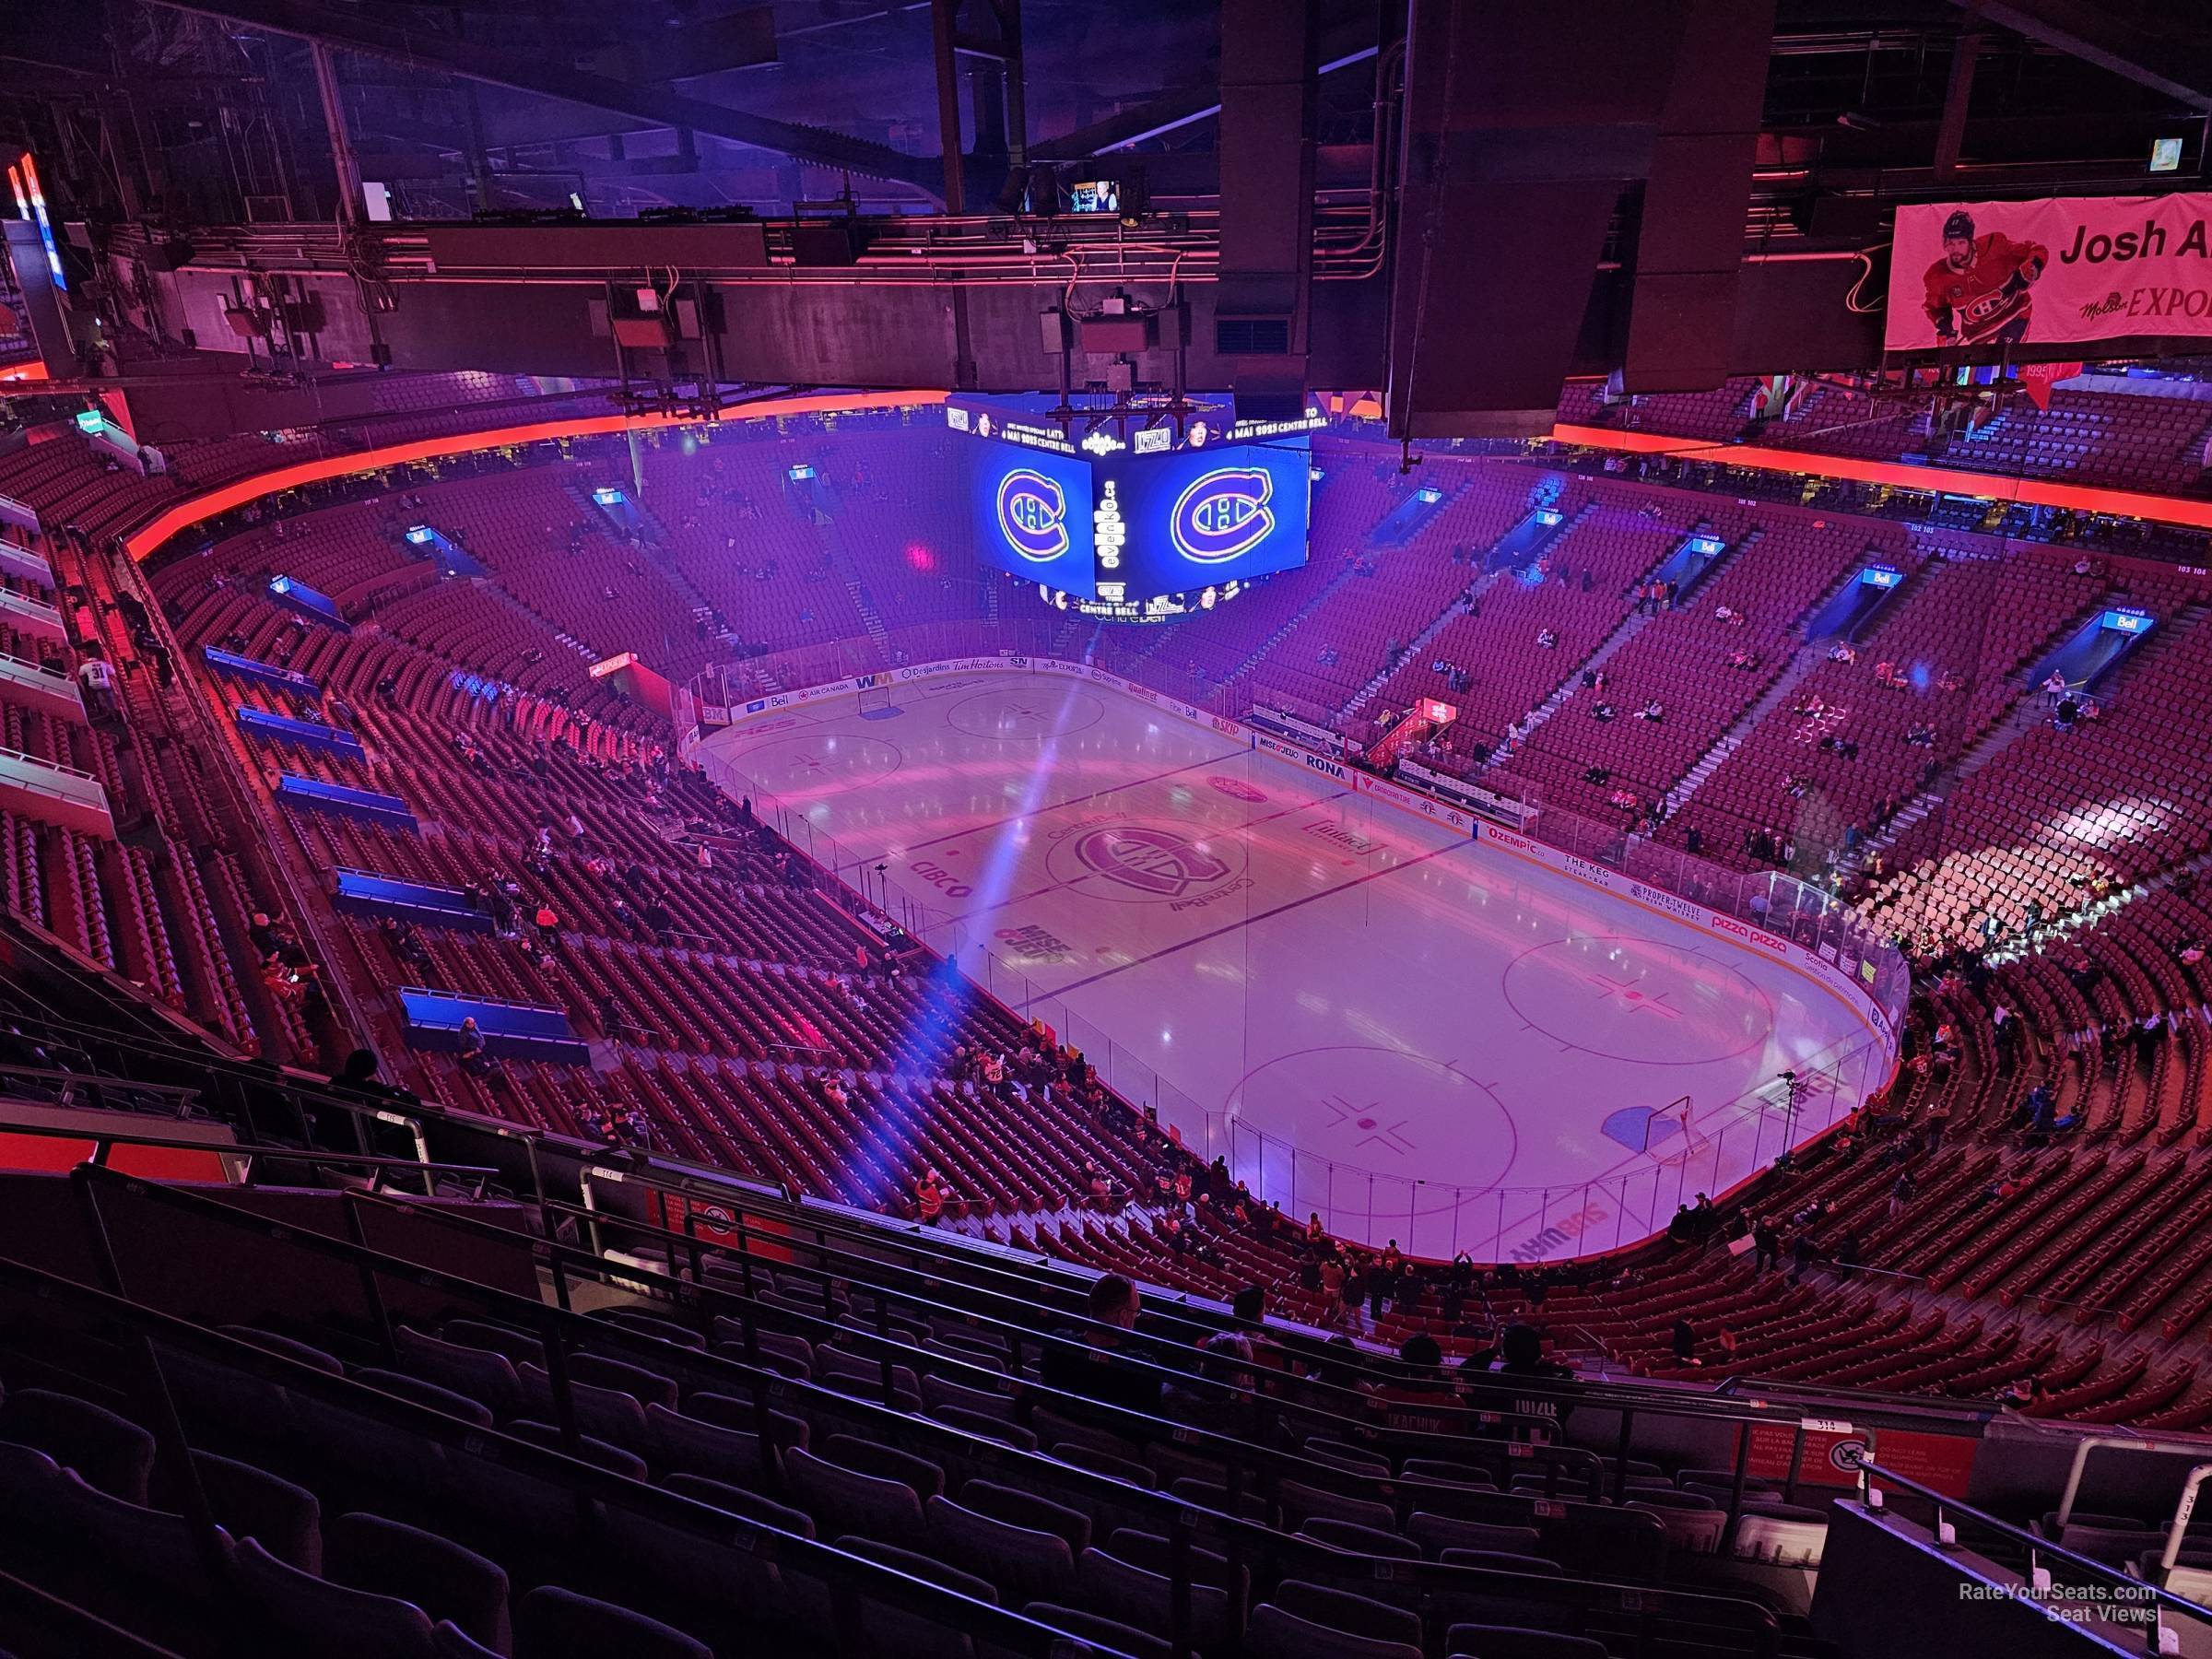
[699,671,1885,1260]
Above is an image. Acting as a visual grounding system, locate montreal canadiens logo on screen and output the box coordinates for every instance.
[1171,467,1275,563]
[995,469,1069,562]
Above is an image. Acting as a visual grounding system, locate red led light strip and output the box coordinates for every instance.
[1549,420,2212,534]
[104,386,2212,561]
[122,389,947,561]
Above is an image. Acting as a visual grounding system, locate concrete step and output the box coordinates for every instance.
[1338,568,1503,721]
[1216,559,1375,700]
[1478,606,1663,771]
[1660,646,1827,816]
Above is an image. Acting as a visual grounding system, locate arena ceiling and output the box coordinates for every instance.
[4,1,2212,436]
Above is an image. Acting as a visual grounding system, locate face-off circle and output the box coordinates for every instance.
[1502,934,1774,1065]
[946,686,1107,741]
[1223,1047,1518,1194]
[730,733,904,799]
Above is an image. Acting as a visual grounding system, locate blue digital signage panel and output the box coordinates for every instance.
[971,443,1099,600]
[956,394,1313,617]
[1098,440,1311,602]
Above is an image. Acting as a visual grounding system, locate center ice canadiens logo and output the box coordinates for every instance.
[1171,467,1275,563]
[995,469,1070,562]
[1073,827,1230,898]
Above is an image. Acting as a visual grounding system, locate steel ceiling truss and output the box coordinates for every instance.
[138,0,946,196]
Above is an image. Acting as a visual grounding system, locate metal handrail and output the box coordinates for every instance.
[582,1161,1984,1435]
[0,1234,1133,1659]
[358,1165,1985,1549]
[0,984,785,1212]
[1831,1262,1930,1285]
[0,976,1992,1454]
[353,1183,1598,1490]
[0,1061,204,1116]
[351,1185,1623,1525]
[1853,1454,2212,1636]
[2160,1464,2212,1583]
[0,1117,501,1198]
[68,1164,1785,1659]
[2056,1435,2212,1531]
[573,1171,1778,1415]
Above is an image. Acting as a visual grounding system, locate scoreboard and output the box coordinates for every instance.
[952,395,1315,621]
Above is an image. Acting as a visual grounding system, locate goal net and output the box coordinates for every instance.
[1636,1098,1713,1168]
[855,680,896,718]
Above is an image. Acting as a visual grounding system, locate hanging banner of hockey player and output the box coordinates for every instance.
[1885,194,2212,352]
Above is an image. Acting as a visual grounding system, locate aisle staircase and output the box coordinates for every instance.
[565,481,726,645]
[1853,698,2045,867]
[471,574,604,669]
[1332,505,1588,724]
[815,515,893,657]
[1478,607,1660,769]
[1654,649,1825,818]
[1643,558,1877,815]
[1335,566,1506,724]
[1211,559,1373,697]
[1873,600,2212,877]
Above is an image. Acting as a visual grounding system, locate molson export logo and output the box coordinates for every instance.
[1171,466,1275,563]
[995,469,1069,561]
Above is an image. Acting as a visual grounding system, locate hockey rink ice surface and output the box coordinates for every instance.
[700,672,1881,1261]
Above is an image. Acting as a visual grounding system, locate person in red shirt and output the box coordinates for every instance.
[1923,209,2047,347]
[915,1170,947,1225]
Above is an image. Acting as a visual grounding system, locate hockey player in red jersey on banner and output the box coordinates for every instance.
[1923,208,2049,347]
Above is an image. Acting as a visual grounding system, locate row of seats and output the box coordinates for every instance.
[1558,371,2212,497]
[0,1152,1859,1658]
[1865,606,2212,953]
[16,392,2212,1435]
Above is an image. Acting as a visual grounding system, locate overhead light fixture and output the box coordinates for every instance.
[2151,137,2184,173]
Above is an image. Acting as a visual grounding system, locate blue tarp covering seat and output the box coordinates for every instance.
[203,647,321,698]
[332,869,493,933]
[274,775,416,830]
[399,988,587,1064]
[236,707,366,760]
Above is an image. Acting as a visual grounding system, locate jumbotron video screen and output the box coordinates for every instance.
[952,394,1315,620]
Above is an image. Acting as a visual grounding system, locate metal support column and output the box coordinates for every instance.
[991,0,1028,172]
[309,40,362,227]
[930,0,977,388]
[1935,22,1983,182]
